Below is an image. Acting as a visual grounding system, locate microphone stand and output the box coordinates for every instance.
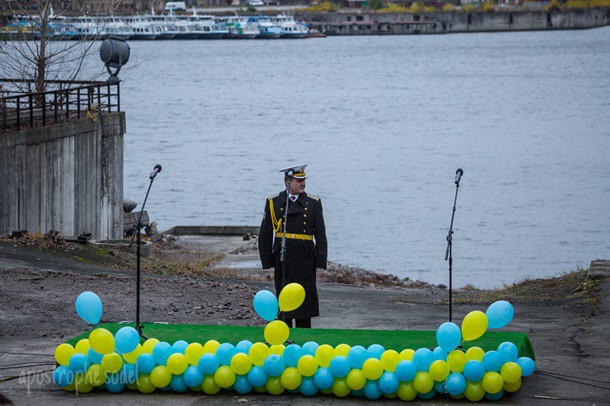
[129,170,159,339]
[445,174,461,323]
[279,185,291,325]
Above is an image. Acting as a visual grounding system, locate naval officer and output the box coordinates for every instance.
[259,164,327,328]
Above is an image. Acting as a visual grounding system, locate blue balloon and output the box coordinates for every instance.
[329,356,350,378]
[351,389,364,397]
[115,327,140,354]
[347,345,368,369]
[105,373,125,393]
[378,372,399,394]
[497,342,518,363]
[463,360,485,382]
[216,343,237,366]
[413,348,434,372]
[517,357,535,377]
[136,353,156,374]
[152,342,172,366]
[485,300,514,329]
[418,389,436,399]
[169,374,188,392]
[299,376,318,396]
[432,346,448,361]
[482,351,503,372]
[119,363,137,384]
[284,344,303,367]
[234,375,253,394]
[75,291,103,325]
[313,367,334,390]
[198,353,220,375]
[302,341,319,356]
[53,366,74,387]
[485,389,504,401]
[172,340,189,354]
[183,366,204,387]
[396,360,417,382]
[68,353,89,373]
[247,366,268,387]
[263,354,285,377]
[253,290,279,321]
[236,340,253,354]
[367,344,385,359]
[88,348,103,364]
[363,380,382,399]
[436,322,461,352]
[445,372,467,395]
[434,380,445,394]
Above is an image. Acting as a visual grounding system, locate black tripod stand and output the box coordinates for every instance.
[129,164,162,338]
[445,168,463,323]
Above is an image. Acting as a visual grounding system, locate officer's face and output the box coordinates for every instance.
[286,178,306,195]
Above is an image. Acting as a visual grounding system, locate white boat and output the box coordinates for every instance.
[255,17,282,39]
[222,16,259,39]
[273,14,308,38]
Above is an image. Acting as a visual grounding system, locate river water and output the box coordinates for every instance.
[119,27,610,288]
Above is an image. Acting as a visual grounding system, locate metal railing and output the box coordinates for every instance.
[0,79,121,132]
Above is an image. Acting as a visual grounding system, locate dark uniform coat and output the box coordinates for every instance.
[259,191,327,319]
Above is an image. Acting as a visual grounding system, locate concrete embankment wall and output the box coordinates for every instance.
[298,8,609,35]
[0,113,125,240]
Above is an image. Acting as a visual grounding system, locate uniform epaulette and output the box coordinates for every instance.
[307,194,320,201]
[267,193,279,200]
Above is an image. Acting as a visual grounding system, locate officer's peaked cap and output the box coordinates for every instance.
[280,164,307,179]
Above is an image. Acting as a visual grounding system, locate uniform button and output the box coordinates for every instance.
[305,207,308,211]
[303,222,307,225]
[280,207,283,211]
[303,230,307,233]
[304,214,307,217]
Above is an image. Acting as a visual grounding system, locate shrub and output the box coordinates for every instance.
[443,3,456,11]
[481,1,496,12]
[306,1,340,12]
[408,1,425,12]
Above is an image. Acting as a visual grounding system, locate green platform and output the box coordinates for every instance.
[68,323,535,360]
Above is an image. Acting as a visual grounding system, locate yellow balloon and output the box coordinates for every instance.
[280,367,302,390]
[142,338,159,354]
[482,371,504,394]
[315,344,335,368]
[461,311,488,341]
[278,283,306,312]
[447,350,467,373]
[465,346,485,361]
[136,373,156,393]
[429,360,450,381]
[399,349,415,361]
[264,320,290,345]
[270,344,285,356]
[297,354,318,377]
[54,343,75,366]
[503,378,522,392]
[249,342,271,366]
[362,358,383,381]
[335,344,351,358]
[265,376,285,395]
[384,393,397,399]
[380,350,400,372]
[346,369,366,390]
[202,374,221,395]
[501,362,522,384]
[185,342,205,365]
[74,373,93,394]
[332,378,350,397]
[75,339,91,355]
[89,328,115,354]
[203,340,221,354]
[320,388,333,395]
[397,382,417,401]
[102,352,123,373]
[413,372,434,393]
[150,366,172,388]
[126,382,138,390]
[123,344,143,364]
[230,353,252,375]
[253,385,267,393]
[62,382,76,392]
[85,364,106,387]
[167,353,188,375]
[464,380,485,401]
[214,365,236,388]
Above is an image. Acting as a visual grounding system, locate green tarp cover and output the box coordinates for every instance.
[68,323,535,360]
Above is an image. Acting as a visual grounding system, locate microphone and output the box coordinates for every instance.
[149,164,162,180]
[454,168,463,185]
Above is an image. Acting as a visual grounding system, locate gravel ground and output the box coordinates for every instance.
[0,236,608,405]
